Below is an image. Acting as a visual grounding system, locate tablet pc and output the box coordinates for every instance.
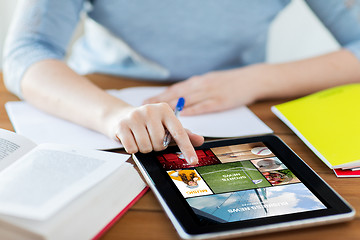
[133,135,355,239]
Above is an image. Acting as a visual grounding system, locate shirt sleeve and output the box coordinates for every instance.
[2,0,85,98]
[305,0,360,60]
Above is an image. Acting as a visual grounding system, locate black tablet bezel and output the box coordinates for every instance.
[134,135,354,236]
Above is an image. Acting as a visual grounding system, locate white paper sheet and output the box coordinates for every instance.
[108,87,273,137]
[5,102,123,150]
[5,87,272,149]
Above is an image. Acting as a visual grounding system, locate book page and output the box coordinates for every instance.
[108,87,273,137]
[0,129,37,171]
[0,144,130,220]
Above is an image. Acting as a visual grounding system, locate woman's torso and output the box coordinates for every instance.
[68,0,290,80]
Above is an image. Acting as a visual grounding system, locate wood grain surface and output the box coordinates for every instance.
[1,73,358,240]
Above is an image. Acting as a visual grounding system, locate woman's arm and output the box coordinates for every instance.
[145,49,360,115]
[21,59,203,163]
[259,49,360,99]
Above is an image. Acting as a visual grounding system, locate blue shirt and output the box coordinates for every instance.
[3,0,360,98]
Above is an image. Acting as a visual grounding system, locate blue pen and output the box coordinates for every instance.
[163,97,185,147]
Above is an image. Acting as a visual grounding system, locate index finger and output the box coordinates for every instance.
[163,116,199,165]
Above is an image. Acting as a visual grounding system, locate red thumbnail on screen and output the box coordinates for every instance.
[157,149,221,170]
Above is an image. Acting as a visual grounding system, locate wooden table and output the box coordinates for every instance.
[1,73,359,240]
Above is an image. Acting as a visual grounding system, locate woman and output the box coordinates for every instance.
[3,0,360,164]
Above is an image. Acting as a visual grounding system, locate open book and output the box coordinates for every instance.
[5,86,273,150]
[0,128,147,240]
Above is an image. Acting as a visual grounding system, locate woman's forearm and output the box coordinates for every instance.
[260,49,360,100]
[21,59,130,139]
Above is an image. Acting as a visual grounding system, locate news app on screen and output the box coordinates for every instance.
[156,142,327,224]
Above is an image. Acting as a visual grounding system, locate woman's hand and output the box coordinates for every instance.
[144,64,271,115]
[109,103,204,164]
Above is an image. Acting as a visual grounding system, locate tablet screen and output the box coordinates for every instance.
[155,142,327,225]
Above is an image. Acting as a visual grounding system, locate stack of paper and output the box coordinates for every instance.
[272,84,360,177]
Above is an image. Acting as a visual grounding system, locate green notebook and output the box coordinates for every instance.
[271,84,360,169]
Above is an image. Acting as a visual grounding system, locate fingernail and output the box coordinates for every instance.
[187,156,198,165]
